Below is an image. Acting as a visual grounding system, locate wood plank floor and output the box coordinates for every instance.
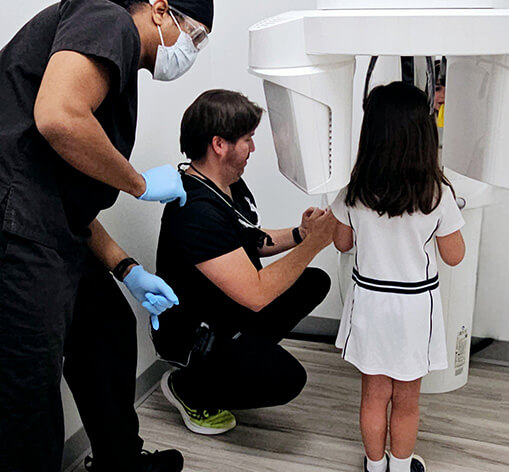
[73,340,509,472]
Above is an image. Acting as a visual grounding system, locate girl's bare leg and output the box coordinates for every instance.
[360,374,393,461]
[389,377,422,459]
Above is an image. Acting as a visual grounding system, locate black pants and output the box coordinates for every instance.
[169,268,331,410]
[0,232,84,472]
[64,255,144,472]
[0,231,143,472]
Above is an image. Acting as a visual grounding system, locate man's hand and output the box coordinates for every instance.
[137,164,187,205]
[303,209,336,250]
[299,207,326,240]
[123,265,179,330]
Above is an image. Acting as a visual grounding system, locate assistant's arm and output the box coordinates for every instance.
[87,219,178,326]
[87,219,135,276]
[34,51,146,197]
[196,211,336,312]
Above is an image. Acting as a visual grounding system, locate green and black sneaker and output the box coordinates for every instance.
[161,370,236,435]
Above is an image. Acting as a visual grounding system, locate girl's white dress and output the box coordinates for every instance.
[330,185,465,381]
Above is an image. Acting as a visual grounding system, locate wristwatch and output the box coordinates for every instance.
[112,257,139,281]
[292,226,303,244]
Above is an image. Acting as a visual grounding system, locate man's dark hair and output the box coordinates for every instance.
[347,81,452,217]
[180,89,263,161]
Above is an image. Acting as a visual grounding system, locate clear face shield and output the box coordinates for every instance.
[168,6,209,51]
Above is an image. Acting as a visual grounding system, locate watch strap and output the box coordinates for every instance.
[112,257,139,282]
[292,227,303,244]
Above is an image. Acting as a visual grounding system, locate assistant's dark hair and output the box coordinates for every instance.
[180,89,263,161]
[347,81,452,217]
[108,0,150,13]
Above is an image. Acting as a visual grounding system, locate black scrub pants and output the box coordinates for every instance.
[0,230,143,472]
[160,268,331,410]
[64,254,144,472]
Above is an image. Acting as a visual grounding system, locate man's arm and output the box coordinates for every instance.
[258,227,298,257]
[34,51,146,197]
[258,207,325,257]
[87,219,136,277]
[197,211,336,312]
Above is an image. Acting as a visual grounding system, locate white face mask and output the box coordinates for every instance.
[153,24,198,81]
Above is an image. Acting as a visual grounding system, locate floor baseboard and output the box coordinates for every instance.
[290,315,339,340]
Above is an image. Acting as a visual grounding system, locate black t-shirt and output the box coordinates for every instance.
[0,0,140,249]
[154,173,266,361]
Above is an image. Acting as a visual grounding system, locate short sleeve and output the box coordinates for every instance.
[161,199,243,266]
[329,186,351,226]
[50,0,140,93]
[436,186,465,237]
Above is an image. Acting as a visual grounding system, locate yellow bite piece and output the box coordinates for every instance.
[437,104,445,128]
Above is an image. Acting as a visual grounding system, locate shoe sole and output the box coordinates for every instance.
[160,370,236,436]
[412,454,426,472]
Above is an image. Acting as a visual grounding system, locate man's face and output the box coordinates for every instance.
[224,131,256,182]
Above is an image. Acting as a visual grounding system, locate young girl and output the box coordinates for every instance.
[330,82,466,472]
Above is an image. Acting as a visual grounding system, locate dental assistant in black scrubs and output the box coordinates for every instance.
[0,1,213,471]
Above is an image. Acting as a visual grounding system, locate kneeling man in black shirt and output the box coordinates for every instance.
[153,89,335,435]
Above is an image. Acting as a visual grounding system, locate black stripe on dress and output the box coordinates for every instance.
[352,268,438,288]
[352,274,439,295]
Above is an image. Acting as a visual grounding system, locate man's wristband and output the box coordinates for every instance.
[292,226,303,244]
[112,257,139,281]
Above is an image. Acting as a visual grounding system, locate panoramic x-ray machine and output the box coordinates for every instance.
[248,0,509,393]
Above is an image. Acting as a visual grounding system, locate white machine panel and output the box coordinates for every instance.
[251,59,355,194]
[442,55,509,188]
[317,0,509,9]
[264,82,332,193]
[304,10,509,57]
[249,5,509,191]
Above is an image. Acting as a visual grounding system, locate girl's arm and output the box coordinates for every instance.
[436,230,465,266]
[333,219,354,252]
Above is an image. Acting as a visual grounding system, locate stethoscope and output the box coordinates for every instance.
[178,161,262,231]
[177,161,274,247]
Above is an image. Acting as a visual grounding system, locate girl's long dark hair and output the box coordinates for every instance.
[347,81,452,217]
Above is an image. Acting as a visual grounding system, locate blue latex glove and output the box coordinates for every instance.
[137,164,187,206]
[123,265,179,330]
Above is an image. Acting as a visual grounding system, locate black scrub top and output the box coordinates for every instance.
[153,174,266,362]
[0,0,140,250]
